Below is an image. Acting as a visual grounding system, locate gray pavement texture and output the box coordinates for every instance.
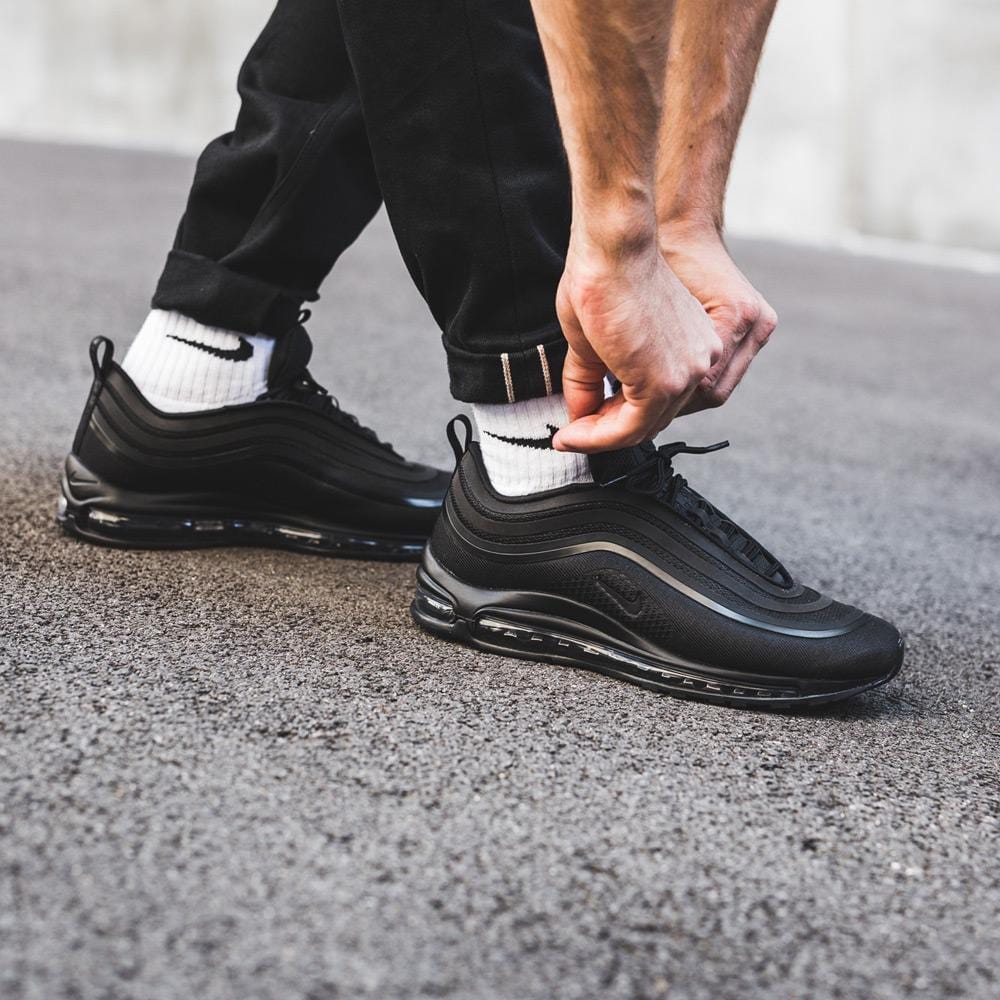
[1,139,998,1000]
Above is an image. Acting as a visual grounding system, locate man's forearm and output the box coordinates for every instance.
[529,0,675,251]
[530,0,724,452]
[657,0,777,237]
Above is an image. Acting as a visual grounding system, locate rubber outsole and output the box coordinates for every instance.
[410,554,904,710]
[57,477,428,563]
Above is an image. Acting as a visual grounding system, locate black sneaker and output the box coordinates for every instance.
[411,417,904,707]
[58,322,450,561]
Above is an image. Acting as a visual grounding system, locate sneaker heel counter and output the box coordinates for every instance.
[427,452,502,585]
[429,479,465,566]
[70,337,115,455]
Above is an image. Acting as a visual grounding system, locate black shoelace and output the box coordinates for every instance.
[290,371,393,451]
[271,369,398,455]
[604,440,789,584]
[286,370,396,455]
[265,309,398,455]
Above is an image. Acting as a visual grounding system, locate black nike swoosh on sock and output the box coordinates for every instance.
[166,333,254,362]
[482,424,560,450]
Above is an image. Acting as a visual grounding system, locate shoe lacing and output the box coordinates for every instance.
[265,309,399,455]
[279,371,399,455]
[604,440,790,584]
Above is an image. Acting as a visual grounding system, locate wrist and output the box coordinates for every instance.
[657,213,724,252]
[571,198,659,263]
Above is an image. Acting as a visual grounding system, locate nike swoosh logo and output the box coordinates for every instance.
[595,574,646,616]
[166,333,254,362]
[482,424,559,450]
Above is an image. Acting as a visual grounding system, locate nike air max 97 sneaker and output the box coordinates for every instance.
[58,323,449,560]
[412,417,904,707]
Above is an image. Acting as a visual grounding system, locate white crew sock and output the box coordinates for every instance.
[472,395,593,496]
[121,310,273,413]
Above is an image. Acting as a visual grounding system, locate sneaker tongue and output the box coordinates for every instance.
[267,324,314,388]
[588,442,657,485]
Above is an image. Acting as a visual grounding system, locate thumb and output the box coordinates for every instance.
[561,345,607,424]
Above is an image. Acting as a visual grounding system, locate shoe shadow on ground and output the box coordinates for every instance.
[771,685,923,723]
[4,460,936,726]
[7,458,976,733]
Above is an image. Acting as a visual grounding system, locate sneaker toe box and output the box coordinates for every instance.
[820,612,904,684]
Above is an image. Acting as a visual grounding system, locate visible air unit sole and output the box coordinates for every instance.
[57,461,427,562]
[410,552,903,709]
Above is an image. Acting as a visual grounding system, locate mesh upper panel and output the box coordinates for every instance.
[430,517,897,683]
[459,465,816,605]
[450,488,842,626]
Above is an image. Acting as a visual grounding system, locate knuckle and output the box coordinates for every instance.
[563,362,604,383]
[692,357,714,382]
[758,309,778,340]
[675,372,696,396]
[705,384,732,407]
[736,299,761,329]
[654,375,683,399]
[708,331,725,363]
[754,324,775,347]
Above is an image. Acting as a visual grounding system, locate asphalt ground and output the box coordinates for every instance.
[2,140,998,1000]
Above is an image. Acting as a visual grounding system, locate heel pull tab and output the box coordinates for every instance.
[446,414,474,466]
[89,336,114,380]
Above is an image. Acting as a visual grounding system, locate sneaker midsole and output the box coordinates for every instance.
[413,547,898,700]
[58,454,429,557]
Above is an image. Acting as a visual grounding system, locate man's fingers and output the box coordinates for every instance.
[554,385,692,453]
[713,332,759,396]
[701,330,737,389]
[561,345,608,422]
[709,304,776,395]
[702,297,760,386]
[556,379,705,453]
[554,399,657,453]
[555,285,609,422]
[681,306,778,413]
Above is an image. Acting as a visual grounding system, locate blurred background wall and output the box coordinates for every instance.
[2,0,998,256]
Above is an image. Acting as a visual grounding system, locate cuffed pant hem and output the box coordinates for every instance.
[151,250,316,336]
[446,329,568,404]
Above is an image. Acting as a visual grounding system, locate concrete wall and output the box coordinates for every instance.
[1,1,272,151]
[731,0,1000,252]
[2,0,998,253]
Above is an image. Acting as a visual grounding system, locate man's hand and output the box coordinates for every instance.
[660,226,778,413]
[552,235,723,453]
[527,0,776,452]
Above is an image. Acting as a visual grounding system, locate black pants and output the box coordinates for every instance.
[152,0,571,404]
